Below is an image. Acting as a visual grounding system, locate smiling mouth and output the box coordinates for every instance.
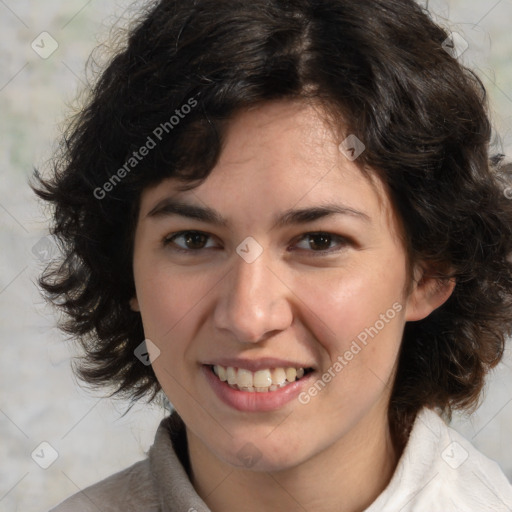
[208,364,314,393]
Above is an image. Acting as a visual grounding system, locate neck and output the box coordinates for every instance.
[186,409,401,512]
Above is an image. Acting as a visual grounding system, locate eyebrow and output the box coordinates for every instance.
[146,198,371,228]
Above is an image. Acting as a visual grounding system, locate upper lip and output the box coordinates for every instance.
[203,357,315,372]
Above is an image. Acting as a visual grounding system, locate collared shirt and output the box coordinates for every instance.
[49,407,512,512]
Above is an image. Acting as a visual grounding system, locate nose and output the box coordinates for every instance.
[213,249,293,344]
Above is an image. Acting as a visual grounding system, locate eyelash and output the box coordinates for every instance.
[162,230,350,256]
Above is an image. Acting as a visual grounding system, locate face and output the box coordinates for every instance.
[131,100,449,472]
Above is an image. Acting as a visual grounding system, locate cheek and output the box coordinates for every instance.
[298,259,407,353]
[134,262,214,339]
[295,259,407,412]
[134,266,210,398]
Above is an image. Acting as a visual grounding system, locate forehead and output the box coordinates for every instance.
[138,100,398,235]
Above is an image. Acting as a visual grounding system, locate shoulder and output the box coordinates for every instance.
[425,408,512,511]
[48,459,159,512]
[48,411,195,512]
[367,407,512,512]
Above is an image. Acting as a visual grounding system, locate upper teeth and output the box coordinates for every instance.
[213,365,306,392]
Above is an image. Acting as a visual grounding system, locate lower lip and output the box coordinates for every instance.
[202,365,315,412]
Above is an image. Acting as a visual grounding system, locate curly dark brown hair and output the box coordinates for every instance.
[33,0,512,451]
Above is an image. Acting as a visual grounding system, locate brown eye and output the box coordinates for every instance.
[183,232,208,249]
[308,233,333,251]
[163,231,216,252]
[293,232,349,254]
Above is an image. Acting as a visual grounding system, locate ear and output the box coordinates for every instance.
[404,264,455,322]
[130,296,140,312]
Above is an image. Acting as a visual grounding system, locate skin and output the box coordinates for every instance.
[131,100,455,512]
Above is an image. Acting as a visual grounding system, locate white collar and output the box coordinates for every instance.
[365,407,512,511]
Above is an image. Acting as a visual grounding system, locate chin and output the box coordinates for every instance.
[216,435,310,473]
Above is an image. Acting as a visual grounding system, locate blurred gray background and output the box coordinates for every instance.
[0,1,511,511]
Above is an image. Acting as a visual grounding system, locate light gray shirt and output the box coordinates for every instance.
[49,407,512,512]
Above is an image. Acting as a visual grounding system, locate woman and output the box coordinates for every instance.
[36,0,512,510]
